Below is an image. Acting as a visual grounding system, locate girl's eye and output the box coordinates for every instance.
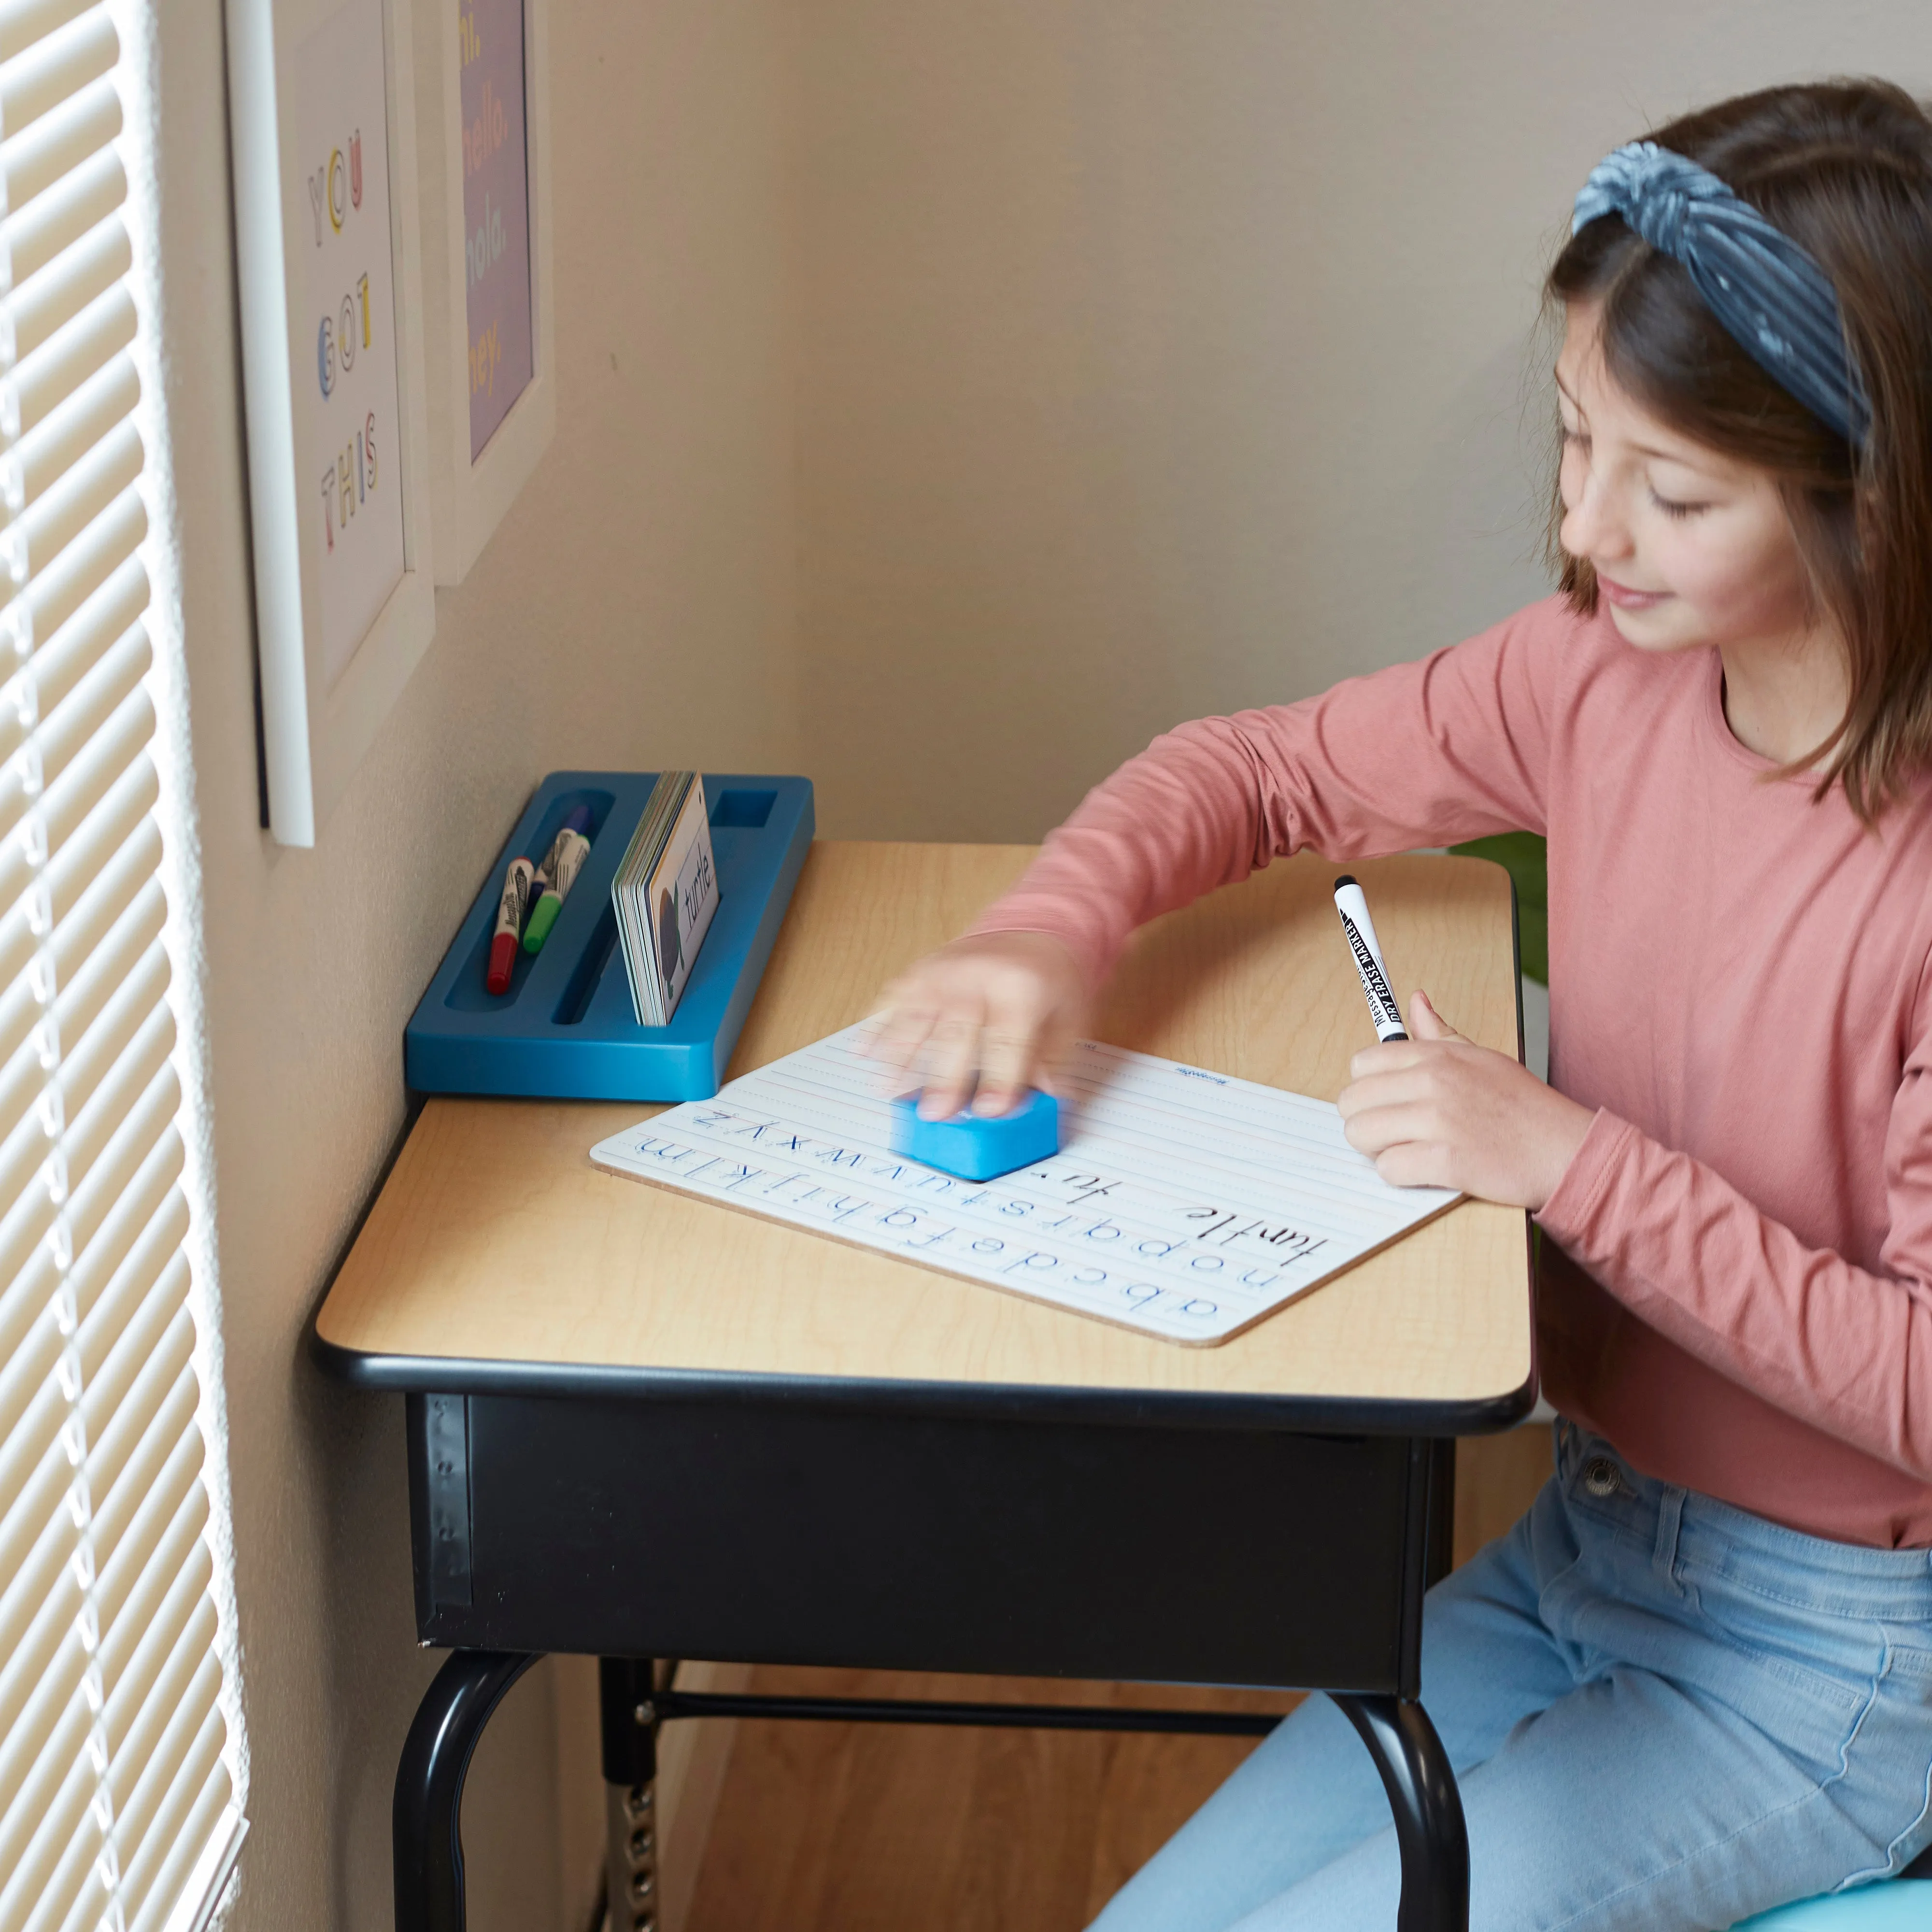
[1648,488,1706,520]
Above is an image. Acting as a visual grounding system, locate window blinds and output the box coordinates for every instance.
[0,5,244,1932]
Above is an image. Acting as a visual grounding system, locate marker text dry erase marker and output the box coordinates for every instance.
[1333,875,1409,1042]
[524,808,594,954]
[486,856,535,994]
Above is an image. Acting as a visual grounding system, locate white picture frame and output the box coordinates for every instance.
[412,0,556,585]
[227,0,438,848]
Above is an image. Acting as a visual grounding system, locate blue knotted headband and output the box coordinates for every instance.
[1571,141,1871,449]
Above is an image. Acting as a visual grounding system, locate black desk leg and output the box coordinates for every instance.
[1333,1694,1469,1932]
[394,1649,540,1932]
[600,1659,663,1932]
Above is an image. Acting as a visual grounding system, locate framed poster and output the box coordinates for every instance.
[413,0,555,584]
[228,0,437,846]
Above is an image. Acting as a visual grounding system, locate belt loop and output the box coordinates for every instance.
[1654,1486,1687,1588]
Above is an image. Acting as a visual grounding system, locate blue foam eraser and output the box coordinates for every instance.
[890,1089,1060,1181]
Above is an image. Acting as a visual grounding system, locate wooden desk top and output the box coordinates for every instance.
[314,843,1534,1430]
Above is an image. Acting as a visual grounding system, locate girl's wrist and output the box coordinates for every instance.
[1529,1089,1596,1212]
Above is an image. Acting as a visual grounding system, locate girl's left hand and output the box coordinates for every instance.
[1337,990,1594,1211]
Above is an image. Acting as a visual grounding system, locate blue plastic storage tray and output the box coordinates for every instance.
[404,771,814,1102]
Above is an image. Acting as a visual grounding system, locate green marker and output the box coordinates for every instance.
[523,808,593,953]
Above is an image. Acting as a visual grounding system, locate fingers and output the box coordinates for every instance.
[1339,1056,1439,1116]
[1340,1095,1434,1158]
[972,1022,1037,1116]
[919,1007,987,1119]
[1341,1097,1457,1188]
[1367,1139,1458,1191]
[1407,988,1463,1042]
[1350,1037,1426,1081]
[863,990,940,1086]
[865,930,1092,1119]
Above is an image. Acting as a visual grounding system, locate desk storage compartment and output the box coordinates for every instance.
[405,770,814,1101]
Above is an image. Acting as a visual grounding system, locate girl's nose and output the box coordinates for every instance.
[1561,470,1633,565]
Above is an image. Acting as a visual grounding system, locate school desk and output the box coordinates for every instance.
[312,841,1534,1932]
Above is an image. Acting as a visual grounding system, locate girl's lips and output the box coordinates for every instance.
[1598,572,1670,611]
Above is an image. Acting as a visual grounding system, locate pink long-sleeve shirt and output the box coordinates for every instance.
[973,595,1932,1548]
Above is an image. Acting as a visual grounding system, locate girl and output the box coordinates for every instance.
[868,81,1932,1931]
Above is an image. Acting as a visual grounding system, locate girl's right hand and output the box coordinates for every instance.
[864,930,1091,1121]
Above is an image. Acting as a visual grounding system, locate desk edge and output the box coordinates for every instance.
[307,1325,1539,1436]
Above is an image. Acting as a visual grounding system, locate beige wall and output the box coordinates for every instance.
[794,0,1932,843]
[154,0,796,1927]
[143,2,1929,1929]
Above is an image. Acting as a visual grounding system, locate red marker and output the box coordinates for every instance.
[486,856,535,994]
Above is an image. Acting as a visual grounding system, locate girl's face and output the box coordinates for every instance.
[1555,302,1818,658]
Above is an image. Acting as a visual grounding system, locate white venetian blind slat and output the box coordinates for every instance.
[0,71,120,213]
[7,1556,204,1932]
[0,1417,205,1853]
[0,933,167,1208]
[0,1097,173,1435]
[0,1265,187,1699]
[0,1047,172,1307]
[0,678,149,909]
[4,1511,210,1932]
[0,1331,191,1767]
[3,137,122,292]
[0,877,163,1161]
[0,745,156,1002]
[0,8,240,1929]
[4,352,138,520]
[3,414,140,581]
[9,282,133,438]
[2,476,143,662]
[29,1635,214,1932]
[0,7,111,135]
[0,1163,183,1563]
[0,0,94,66]
[0,1437,210,1932]
[0,568,150,770]
[30,1582,213,1932]
[123,1754,227,1932]
[0,615,148,866]
[7,212,130,367]
[0,809,159,1075]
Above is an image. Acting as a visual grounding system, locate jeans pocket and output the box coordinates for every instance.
[1838,1638,1932,1876]
[1674,1571,1875,1776]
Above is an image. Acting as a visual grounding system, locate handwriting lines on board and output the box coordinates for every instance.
[589,1026,1460,1345]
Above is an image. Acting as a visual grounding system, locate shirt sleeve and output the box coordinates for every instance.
[968,599,1569,985]
[1538,1007,1932,1482]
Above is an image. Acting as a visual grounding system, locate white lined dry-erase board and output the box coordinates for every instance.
[590,1025,1459,1345]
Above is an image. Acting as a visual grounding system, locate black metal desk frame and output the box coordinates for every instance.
[318,1345,1531,1932]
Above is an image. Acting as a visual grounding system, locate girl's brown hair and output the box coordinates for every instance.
[1546,80,1932,819]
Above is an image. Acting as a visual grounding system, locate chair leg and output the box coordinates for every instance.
[393,1650,541,1932]
[1333,1693,1469,1932]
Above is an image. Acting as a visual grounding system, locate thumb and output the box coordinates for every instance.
[1409,989,1464,1043]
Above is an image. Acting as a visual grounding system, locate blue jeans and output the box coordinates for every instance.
[1090,1424,1932,1931]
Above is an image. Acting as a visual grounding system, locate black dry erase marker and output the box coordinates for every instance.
[1333,875,1409,1042]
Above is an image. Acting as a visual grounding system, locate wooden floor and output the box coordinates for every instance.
[683,1426,1555,1932]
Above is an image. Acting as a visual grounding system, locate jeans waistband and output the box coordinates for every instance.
[1556,1421,1932,1616]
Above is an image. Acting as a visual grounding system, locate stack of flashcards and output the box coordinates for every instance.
[613,771,721,1025]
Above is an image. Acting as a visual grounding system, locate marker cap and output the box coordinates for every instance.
[486,856,535,994]
[523,890,562,953]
